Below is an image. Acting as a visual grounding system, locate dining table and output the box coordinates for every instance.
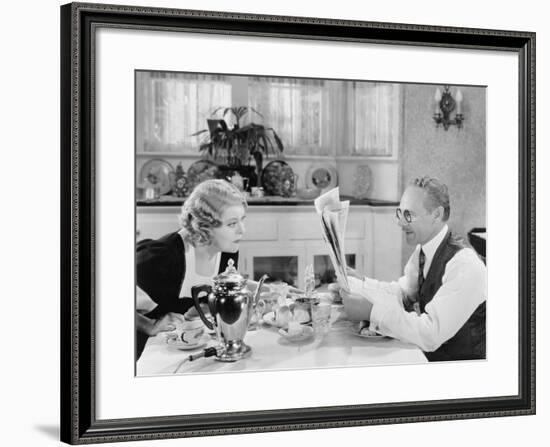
[137,304,427,376]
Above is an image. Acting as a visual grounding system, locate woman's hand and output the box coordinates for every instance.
[152,312,185,335]
[137,312,185,337]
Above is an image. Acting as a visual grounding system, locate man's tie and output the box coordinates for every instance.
[414,248,425,315]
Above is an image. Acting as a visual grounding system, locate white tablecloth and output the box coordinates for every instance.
[137,306,427,376]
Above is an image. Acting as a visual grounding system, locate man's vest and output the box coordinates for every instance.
[418,231,486,362]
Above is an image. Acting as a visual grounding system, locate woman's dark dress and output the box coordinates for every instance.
[136,232,238,359]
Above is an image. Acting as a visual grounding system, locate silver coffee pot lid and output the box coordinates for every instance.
[214,258,247,288]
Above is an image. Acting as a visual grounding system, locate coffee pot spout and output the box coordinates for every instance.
[253,274,268,308]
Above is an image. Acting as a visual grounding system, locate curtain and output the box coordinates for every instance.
[351,82,400,157]
[248,77,397,157]
[248,77,339,156]
[136,72,400,157]
[136,72,232,153]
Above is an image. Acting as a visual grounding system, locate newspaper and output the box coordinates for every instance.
[314,187,350,290]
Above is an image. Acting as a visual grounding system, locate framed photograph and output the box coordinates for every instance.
[60,2,535,444]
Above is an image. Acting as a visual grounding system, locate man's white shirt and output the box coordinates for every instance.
[348,225,487,352]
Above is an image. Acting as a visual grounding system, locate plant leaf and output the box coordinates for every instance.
[211,106,225,116]
[272,131,284,152]
[249,107,264,119]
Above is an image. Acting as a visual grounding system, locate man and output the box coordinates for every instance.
[342,176,486,361]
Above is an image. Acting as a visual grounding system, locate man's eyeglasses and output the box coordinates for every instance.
[395,208,418,224]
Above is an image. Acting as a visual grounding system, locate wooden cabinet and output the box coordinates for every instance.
[137,204,402,284]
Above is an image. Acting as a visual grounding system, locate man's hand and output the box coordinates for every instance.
[346,267,362,280]
[340,288,373,321]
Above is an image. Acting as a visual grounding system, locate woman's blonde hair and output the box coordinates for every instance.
[179,179,247,246]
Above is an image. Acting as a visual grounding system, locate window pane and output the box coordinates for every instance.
[137,72,232,153]
[353,82,399,157]
[248,77,324,154]
[249,77,399,158]
[253,256,298,287]
[314,254,356,288]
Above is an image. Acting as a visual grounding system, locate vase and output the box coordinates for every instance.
[217,165,257,192]
[353,165,372,199]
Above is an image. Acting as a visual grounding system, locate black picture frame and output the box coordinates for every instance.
[60,2,536,444]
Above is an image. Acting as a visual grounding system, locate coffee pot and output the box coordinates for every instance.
[191,259,267,362]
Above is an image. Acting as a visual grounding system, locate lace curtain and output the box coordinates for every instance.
[351,82,400,156]
[136,72,232,153]
[248,77,398,157]
[136,72,400,157]
[248,77,339,155]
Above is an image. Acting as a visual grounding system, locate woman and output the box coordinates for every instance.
[135,179,247,359]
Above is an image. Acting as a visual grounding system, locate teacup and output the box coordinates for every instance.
[165,317,205,348]
[291,296,319,324]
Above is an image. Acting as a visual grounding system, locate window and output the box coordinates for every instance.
[248,77,325,155]
[249,77,400,157]
[136,72,400,158]
[253,256,299,287]
[351,82,400,157]
[136,72,232,153]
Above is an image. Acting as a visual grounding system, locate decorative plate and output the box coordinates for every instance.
[186,159,220,192]
[260,160,296,197]
[139,158,174,195]
[305,163,338,191]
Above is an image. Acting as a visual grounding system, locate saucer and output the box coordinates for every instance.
[278,326,314,342]
[351,329,386,340]
[165,334,209,350]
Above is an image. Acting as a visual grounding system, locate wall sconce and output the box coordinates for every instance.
[433,85,464,130]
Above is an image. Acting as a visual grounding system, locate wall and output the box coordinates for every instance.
[400,84,487,262]
[137,82,487,266]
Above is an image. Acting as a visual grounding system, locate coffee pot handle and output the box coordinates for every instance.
[191,284,214,331]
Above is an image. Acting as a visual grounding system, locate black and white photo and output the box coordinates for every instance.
[135,71,488,374]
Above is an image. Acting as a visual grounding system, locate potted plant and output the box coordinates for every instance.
[192,106,284,187]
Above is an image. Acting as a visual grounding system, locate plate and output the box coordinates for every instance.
[140,158,174,195]
[165,334,210,350]
[260,160,296,197]
[351,328,386,340]
[305,163,338,191]
[278,326,314,342]
[186,159,220,192]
